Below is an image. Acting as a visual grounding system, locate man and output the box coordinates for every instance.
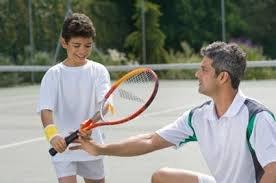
[71,41,276,183]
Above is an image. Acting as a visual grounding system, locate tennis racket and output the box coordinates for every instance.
[49,67,159,156]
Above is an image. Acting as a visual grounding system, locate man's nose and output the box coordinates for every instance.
[195,70,199,78]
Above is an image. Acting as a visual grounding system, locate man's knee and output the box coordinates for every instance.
[151,167,169,183]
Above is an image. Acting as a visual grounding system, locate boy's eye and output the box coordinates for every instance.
[72,44,80,48]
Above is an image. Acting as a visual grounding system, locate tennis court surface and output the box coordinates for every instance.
[0,80,275,183]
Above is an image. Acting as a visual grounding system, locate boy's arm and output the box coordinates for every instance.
[41,109,67,153]
[41,109,54,127]
[71,132,173,156]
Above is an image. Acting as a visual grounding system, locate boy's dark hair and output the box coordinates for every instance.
[200,41,247,89]
[62,13,96,42]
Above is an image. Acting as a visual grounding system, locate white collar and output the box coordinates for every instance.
[206,90,246,121]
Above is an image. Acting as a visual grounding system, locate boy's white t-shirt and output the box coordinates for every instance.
[37,60,110,162]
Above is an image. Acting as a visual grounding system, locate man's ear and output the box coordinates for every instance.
[218,71,229,84]
[60,38,67,49]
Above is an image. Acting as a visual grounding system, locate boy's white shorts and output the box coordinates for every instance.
[53,159,105,180]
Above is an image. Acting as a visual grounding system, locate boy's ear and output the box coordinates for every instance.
[60,38,67,49]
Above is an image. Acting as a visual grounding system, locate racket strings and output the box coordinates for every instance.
[118,71,154,103]
[103,70,156,121]
[118,88,145,103]
[126,70,154,84]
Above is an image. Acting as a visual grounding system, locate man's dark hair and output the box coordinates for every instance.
[62,13,96,42]
[200,41,247,89]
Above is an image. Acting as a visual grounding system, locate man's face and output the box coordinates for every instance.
[62,37,93,65]
[195,56,218,96]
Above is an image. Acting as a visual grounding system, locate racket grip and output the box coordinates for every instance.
[48,130,79,156]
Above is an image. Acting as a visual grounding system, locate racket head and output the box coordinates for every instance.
[99,67,158,125]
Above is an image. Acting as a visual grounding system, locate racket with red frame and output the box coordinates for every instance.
[49,67,159,156]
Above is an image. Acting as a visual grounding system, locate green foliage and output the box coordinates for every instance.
[240,44,267,61]
[160,41,200,79]
[33,51,52,65]
[31,52,53,82]
[125,0,168,64]
[155,0,219,50]
[0,0,276,87]
[237,43,276,80]
[167,41,201,63]
[0,55,22,86]
[75,0,132,51]
[158,41,276,80]
[245,68,276,80]
[238,0,276,58]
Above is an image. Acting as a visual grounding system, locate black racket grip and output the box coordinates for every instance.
[48,130,79,156]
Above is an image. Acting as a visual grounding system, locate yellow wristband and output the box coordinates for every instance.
[44,124,58,142]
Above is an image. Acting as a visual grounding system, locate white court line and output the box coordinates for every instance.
[0,106,187,150]
[0,137,44,150]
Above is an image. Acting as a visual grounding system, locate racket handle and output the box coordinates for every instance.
[48,130,79,156]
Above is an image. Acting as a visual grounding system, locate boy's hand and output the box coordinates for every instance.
[50,135,67,153]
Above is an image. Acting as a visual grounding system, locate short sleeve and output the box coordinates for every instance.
[156,110,196,148]
[95,66,111,103]
[36,69,58,113]
[250,111,276,167]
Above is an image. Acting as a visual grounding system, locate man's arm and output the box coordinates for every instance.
[71,132,173,156]
[261,162,276,183]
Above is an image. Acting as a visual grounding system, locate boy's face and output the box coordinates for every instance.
[61,37,93,66]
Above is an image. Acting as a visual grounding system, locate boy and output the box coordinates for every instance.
[37,13,109,183]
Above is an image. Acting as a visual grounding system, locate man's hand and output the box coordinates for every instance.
[79,123,92,137]
[50,135,67,153]
[69,131,101,156]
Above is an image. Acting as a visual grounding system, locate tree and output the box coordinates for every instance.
[0,0,29,64]
[238,0,276,58]
[155,0,248,52]
[74,0,133,51]
[125,0,168,64]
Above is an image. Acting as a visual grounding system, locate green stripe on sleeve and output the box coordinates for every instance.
[179,111,197,146]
